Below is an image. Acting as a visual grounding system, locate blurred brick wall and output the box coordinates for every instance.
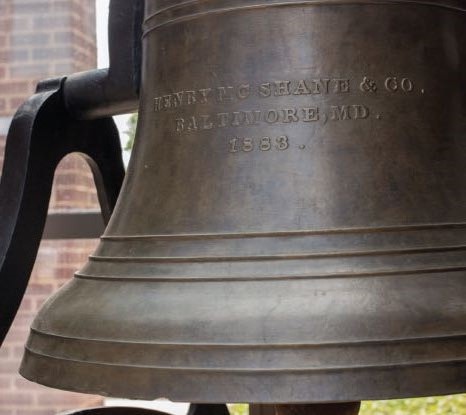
[0,0,104,413]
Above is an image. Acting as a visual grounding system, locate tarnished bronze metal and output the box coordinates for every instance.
[20,0,466,404]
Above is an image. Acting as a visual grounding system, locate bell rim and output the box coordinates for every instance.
[20,348,466,403]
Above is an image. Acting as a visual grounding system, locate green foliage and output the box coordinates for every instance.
[360,395,466,415]
[124,113,138,151]
[228,404,249,415]
[228,395,466,415]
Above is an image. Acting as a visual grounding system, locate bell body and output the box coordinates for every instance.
[21,0,466,403]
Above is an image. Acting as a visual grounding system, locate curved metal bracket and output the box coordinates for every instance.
[64,0,143,119]
[61,408,175,415]
[188,404,230,415]
[62,406,230,415]
[0,78,125,345]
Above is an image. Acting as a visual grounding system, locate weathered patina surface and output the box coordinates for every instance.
[21,0,466,403]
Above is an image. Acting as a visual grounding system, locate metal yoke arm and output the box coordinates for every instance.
[0,0,143,347]
[0,78,125,345]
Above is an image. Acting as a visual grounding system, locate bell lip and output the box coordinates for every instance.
[19,347,466,403]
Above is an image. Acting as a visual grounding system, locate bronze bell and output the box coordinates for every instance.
[19,0,466,404]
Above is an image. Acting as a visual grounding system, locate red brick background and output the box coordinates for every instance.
[0,0,105,413]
